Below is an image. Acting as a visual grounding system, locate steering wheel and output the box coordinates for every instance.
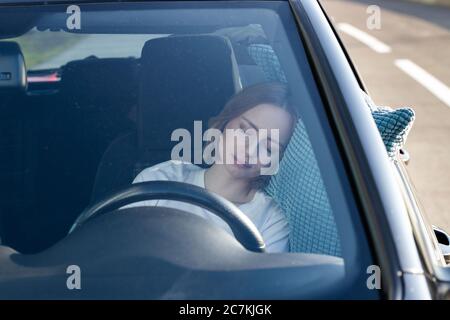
[69,181,266,252]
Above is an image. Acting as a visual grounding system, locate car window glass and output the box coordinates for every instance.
[0,1,377,298]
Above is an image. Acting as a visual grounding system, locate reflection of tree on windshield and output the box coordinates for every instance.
[4,29,160,70]
[5,29,86,68]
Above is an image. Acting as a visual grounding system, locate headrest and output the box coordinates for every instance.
[0,41,27,91]
[137,35,241,164]
[60,57,138,108]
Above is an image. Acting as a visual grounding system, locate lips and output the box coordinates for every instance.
[233,154,254,169]
[235,163,253,169]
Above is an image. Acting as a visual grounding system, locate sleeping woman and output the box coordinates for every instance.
[126,82,298,252]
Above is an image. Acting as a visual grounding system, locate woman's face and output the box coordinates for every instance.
[218,103,294,181]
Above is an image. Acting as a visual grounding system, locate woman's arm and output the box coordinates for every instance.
[120,160,181,209]
[260,206,290,253]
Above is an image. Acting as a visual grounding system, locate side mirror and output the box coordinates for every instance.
[433,226,450,264]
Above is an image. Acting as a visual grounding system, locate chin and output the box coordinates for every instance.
[225,163,261,180]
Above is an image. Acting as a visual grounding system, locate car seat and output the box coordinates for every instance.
[91,34,241,201]
[0,41,37,250]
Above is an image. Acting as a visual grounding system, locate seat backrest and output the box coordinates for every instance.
[0,41,34,248]
[53,58,138,232]
[136,34,241,172]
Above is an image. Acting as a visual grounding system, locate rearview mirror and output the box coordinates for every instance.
[433,226,450,264]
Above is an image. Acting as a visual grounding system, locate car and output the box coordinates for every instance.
[0,0,449,300]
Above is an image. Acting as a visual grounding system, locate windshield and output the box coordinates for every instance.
[0,1,376,299]
[11,29,166,70]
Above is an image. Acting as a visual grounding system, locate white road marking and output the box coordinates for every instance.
[337,23,391,54]
[395,59,450,108]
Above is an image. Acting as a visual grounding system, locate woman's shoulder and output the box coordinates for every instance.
[245,191,289,244]
[253,190,280,207]
[253,191,287,221]
[244,190,281,215]
[133,160,202,183]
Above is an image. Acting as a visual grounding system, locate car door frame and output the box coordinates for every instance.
[311,0,450,299]
[289,0,433,299]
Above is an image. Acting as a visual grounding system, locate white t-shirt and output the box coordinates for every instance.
[125,160,289,253]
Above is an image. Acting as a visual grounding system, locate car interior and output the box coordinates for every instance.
[0,33,251,253]
[0,3,380,299]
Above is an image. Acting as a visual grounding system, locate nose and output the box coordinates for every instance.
[240,141,259,165]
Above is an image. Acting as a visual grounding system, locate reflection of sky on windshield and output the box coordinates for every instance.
[34,33,167,70]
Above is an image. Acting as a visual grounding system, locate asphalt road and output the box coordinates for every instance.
[321,0,450,231]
